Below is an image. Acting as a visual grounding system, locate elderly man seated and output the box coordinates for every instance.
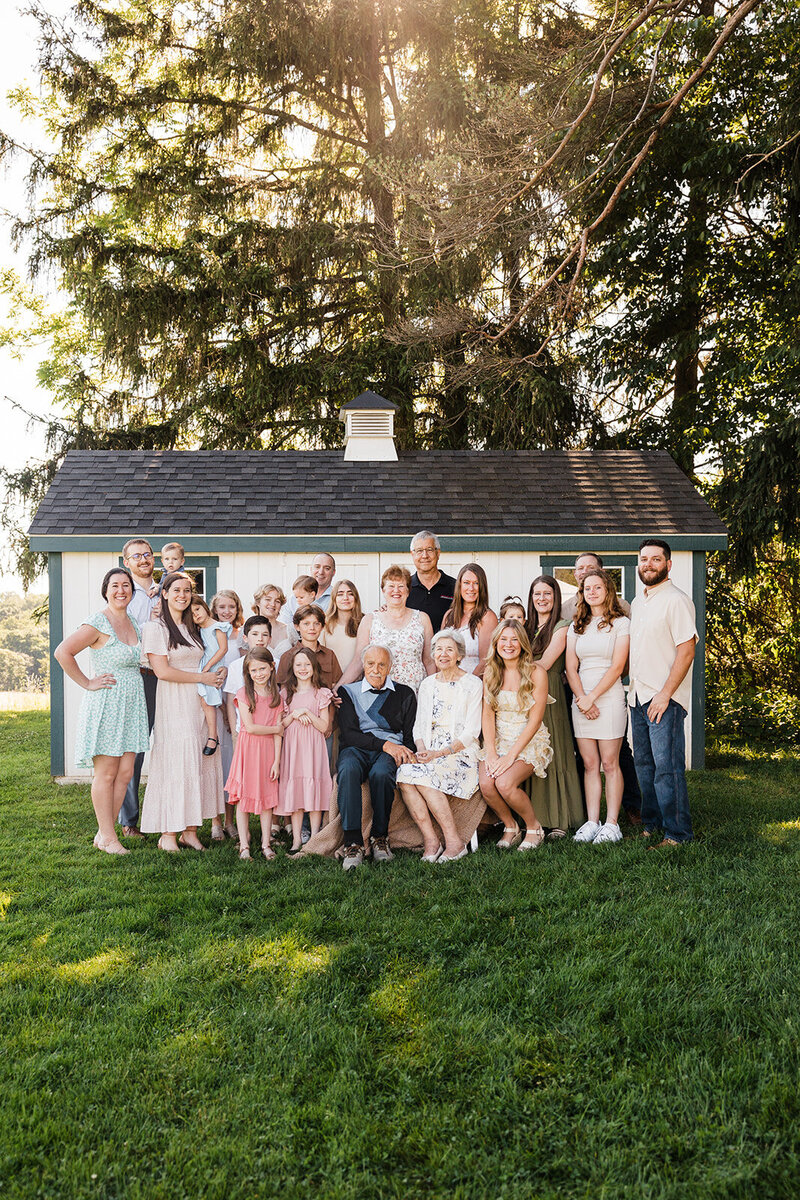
[336,644,417,870]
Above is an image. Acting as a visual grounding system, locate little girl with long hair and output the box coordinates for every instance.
[191,595,230,756]
[226,648,284,860]
[277,645,334,853]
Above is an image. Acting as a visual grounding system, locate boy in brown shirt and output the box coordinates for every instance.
[276,605,342,689]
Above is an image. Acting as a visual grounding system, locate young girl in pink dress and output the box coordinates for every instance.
[226,648,284,861]
[277,646,334,853]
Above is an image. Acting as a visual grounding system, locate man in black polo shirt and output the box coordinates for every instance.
[406,530,457,632]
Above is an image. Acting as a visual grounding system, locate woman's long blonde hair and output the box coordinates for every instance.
[483,619,538,713]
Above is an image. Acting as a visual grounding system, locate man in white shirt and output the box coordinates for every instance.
[629,538,698,847]
[279,552,336,627]
[120,538,161,836]
[561,551,640,823]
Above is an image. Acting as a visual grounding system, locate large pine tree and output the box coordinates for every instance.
[9,0,588,458]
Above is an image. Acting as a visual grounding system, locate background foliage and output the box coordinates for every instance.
[0,592,49,690]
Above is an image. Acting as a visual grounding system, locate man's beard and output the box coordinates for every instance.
[638,564,669,586]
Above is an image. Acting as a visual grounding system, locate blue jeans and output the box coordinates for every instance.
[337,746,398,846]
[630,699,693,843]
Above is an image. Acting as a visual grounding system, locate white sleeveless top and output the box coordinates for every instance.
[457,622,481,675]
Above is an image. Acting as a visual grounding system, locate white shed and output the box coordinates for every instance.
[29,395,726,779]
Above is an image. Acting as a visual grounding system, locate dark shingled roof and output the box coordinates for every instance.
[28,449,727,539]
[340,391,399,411]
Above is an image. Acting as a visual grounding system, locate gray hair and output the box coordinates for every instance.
[431,628,466,661]
[410,529,441,551]
[361,643,393,668]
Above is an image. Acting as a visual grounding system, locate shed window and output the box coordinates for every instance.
[554,565,624,599]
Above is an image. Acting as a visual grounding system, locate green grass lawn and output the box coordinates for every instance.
[1,711,799,1200]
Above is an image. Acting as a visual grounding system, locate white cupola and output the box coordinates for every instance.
[339,391,399,462]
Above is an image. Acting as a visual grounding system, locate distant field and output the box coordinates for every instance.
[0,691,49,711]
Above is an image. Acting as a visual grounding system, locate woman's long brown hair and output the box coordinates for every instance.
[526,575,563,659]
[242,648,280,713]
[443,562,491,637]
[573,569,627,635]
[325,579,363,638]
[160,572,203,650]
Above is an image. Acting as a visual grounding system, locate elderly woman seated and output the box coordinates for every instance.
[396,628,483,863]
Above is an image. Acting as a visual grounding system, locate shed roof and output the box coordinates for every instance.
[340,391,399,411]
[28,449,727,544]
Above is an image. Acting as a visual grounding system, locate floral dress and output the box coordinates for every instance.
[396,678,479,799]
[478,690,553,778]
[370,608,426,694]
[73,612,149,767]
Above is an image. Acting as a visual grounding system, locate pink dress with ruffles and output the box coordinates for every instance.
[225,688,284,813]
[276,686,334,814]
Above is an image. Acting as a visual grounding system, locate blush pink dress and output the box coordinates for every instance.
[276,687,334,814]
[139,620,224,834]
[225,688,284,813]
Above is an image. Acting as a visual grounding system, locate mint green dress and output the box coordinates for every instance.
[73,611,150,767]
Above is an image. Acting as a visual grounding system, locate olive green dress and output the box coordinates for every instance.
[528,619,585,830]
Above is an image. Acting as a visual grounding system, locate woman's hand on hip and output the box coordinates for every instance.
[87,673,117,690]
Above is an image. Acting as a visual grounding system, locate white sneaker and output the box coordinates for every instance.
[593,822,623,844]
[573,820,602,843]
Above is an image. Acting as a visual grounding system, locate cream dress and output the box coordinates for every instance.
[567,615,630,739]
[478,690,553,778]
[140,621,224,833]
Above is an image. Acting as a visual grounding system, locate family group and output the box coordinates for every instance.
[54,530,698,867]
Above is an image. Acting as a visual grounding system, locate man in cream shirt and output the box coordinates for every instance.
[628,539,698,847]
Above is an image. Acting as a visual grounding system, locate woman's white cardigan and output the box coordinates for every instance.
[412,671,484,749]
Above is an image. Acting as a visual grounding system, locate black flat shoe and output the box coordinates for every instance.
[202,737,220,756]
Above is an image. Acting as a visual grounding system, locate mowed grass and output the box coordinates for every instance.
[1,712,799,1200]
